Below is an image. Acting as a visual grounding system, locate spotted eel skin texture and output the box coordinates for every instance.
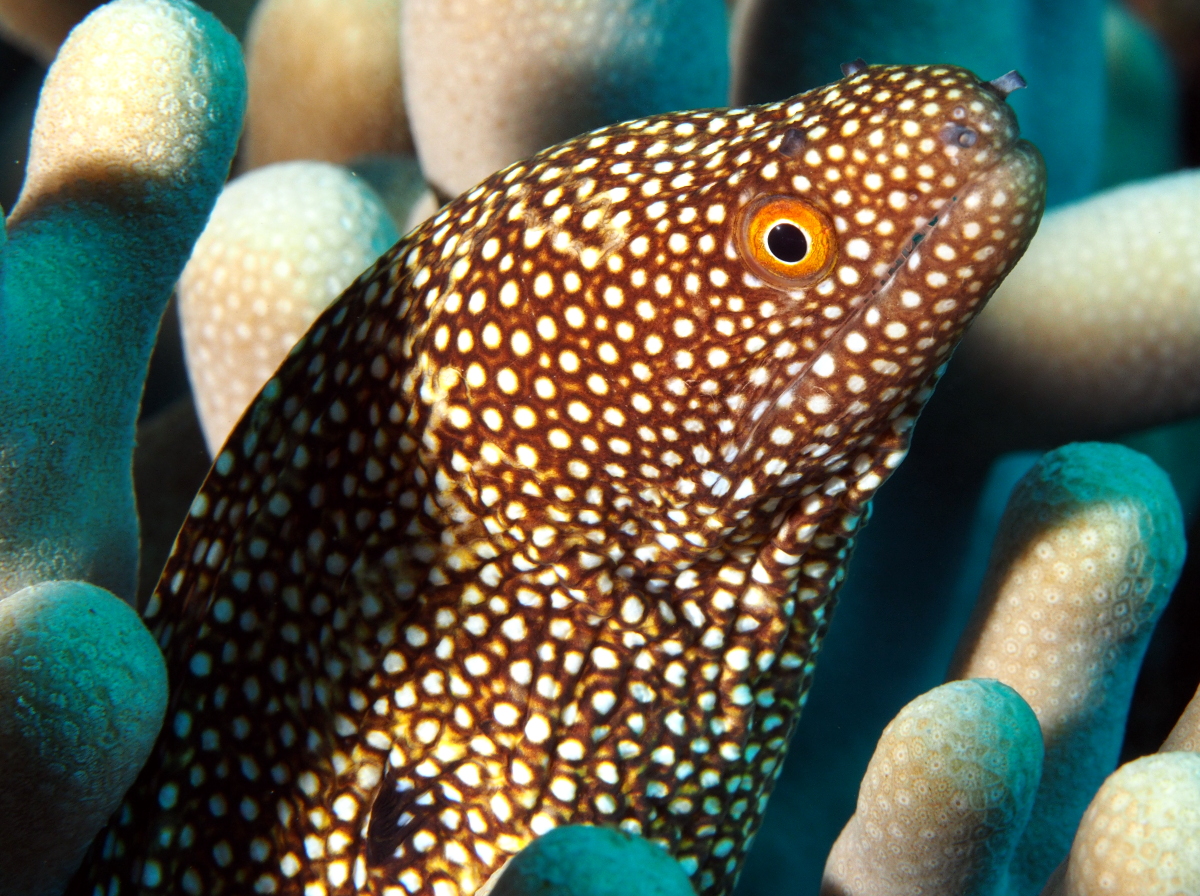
[71,64,1044,896]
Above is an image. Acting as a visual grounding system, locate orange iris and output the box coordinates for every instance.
[737,195,837,287]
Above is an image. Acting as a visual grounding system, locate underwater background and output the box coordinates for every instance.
[0,1,1199,894]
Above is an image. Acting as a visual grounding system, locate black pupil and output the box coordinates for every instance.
[766,222,808,263]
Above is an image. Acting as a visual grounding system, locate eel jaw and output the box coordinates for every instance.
[730,138,1046,498]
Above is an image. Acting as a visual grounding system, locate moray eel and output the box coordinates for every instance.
[71,63,1045,896]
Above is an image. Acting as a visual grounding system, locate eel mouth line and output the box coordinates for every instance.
[869,138,1033,302]
[813,138,1039,367]
[731,140,1039,476]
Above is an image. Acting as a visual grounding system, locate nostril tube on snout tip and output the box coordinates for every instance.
[839,57,867,77]
[986,70,1027,99]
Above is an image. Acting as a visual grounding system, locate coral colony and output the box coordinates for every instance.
[0,2,1195,896]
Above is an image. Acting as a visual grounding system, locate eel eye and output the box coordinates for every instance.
[738,195,837,286]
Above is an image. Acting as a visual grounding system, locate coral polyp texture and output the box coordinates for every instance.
[241,0,411,170]
[809,443,1189,896]
[0,0,245,602]
[1163,684,1200,752]
[178,160,399,453]
[958,170,1200,439]
[821,679,1043,896]
[401,0,729,200]
[69,64,1044,896]
[484,825,695,896]
[1044,753,1200,896]
[0,2,243,894]
[949,442,1185,894]
[0,581,167,896]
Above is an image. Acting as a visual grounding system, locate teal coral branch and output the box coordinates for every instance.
[0,3,245,895]
[0,580,167,896]
[0,0,245,601]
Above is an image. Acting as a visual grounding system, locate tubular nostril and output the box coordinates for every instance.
[839,58,868,77]
[778,128,806,157]
[985,70,1027,100]
[941,123,978,148]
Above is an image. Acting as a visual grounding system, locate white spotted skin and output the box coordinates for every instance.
[70,65,1045,896]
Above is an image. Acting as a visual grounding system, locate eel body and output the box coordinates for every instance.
[72,63,1045,896]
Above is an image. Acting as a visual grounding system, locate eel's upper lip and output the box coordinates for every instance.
[875,137,1037,295]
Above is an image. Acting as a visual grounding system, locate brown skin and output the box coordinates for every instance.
[71,64,1044,896]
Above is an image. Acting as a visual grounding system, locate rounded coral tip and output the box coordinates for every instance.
[0,580,167,896]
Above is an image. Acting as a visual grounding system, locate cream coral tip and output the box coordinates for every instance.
[178,161,400,453]
[949,442,1185,895]
[1162,684,1200,753]
[11,0,243,217]
[822,679,1043,896]
[961,170,1200,435]
[402,0,729,200]
[1058,753,1200,896]
[242,0,410,169]
[951,443,1184,707]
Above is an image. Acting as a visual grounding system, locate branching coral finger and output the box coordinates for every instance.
[401,0,729,200]
[178,160,399,453]
[0,3,243,893]
[958,170,1200,441]
[241,0,411,169]
[483,825,696,896]
[0,0,245,602]
[1041,753,1200,896]
[948,442,1186,894]
[821,679,1043,896]
[0,580,167,896]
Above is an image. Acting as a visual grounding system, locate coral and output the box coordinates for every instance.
[240,0,411,170]
[178,160,398,452]
[821,680,1043,896]
[0,0,245,602]
[811,443,1186,896]
[1044,753,1200,896]
[401,0,729,200]
[483,825,696,896]
[0,2,242,893]
[956,171,1200,442]
[949,443,1185,893]
[0,580,167,896]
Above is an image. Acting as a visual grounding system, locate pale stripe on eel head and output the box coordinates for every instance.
[70,62,1045,896]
